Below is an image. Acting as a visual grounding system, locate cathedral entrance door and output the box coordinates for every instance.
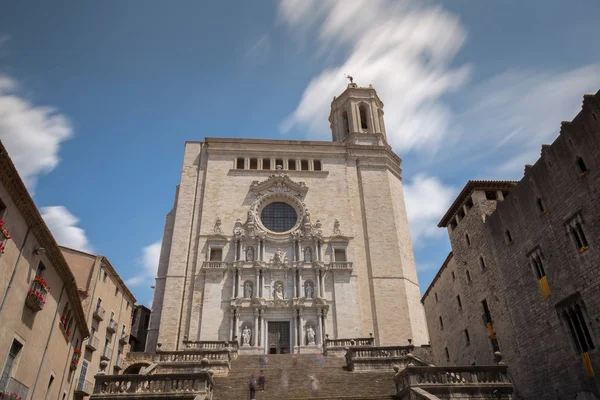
[267,321,290,354]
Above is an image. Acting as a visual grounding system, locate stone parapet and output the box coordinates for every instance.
[323,337,374,356]
[346,345,420,371]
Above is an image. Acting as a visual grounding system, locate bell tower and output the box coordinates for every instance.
[329,82,387,145]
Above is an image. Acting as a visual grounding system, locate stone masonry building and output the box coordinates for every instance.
[146,83,429,355]
[0,140,90,400]
[422,90,600,399]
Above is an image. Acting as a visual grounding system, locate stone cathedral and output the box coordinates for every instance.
[146,83,429,355]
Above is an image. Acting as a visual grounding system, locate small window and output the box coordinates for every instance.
[115,287,119,297]
[210,248,223,261]
[236,158,245,170]
[334,249,347,262]
[576,157,588,175]
[465,197,474,211]
[482,299,493,324]
[35,262,46,278]
[456,295,462,310]
[434,293,438,303]
[314,160,322,171]
[502,191,510,199]
[275,159,284,169]
[0,197,6,218]
[560,300,595,353]
[451,271,456,281]
[445,347,450,360]
[359,103,369,130]
[568,218,589,253]
[466,269,472,282]
[449,220,457,230]
[537,198,546,214]
[479,256,486,271]
[110,311,115,322]
[249,158,258,170]
[103,270,108,283]
[457,208,465,221]
[505,229,513,243]
[341,111,349,135]
[464,329,471,345]
[288,159,296,171]
[439,316,444,330]
[465,233,471,246]
[263,159,271,170]
[485,191,497,200]
[531,251,546,279]
[1,339,23,382]
[301,160,309,171]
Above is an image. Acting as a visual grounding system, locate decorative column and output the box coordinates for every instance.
[292,267,297,299]
[322,309,328,341]
[255,269,260,297]
[297,269,303,299]
[292,309,297,350]
[317,309,324,345]
[318,240,323,261]
[319,270,325,298]
[299,309,304,346]
[235,269,241,298]
[233,309,239,342]
[253,309,259,347]
[229,309,235,341]
[315,268,321,299]
[259,270,263,298]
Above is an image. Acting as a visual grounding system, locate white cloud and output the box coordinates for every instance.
[454,65,600,178]
[0,74,73,191]
[403,174,455,246]
[278,0,470,154]
[41,206,92,252]
[126,241,161,288]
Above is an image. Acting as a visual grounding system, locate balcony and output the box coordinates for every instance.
[93,372,214,397]
[328,261,353,270]
[86,334,99,351]
[0,377,29,399]
[93,305,106,321]
[75,379,93,396]
[107,319,118,333]
[119,332,129,344]
[114,356,124,370]
[101,346,113,361]
[25,278,49,312]
[202,261,228,269]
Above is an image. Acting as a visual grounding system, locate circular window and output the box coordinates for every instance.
[260,202,298,233]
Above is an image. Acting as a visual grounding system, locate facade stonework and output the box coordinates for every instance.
[423,90,600,399]
[147,84,429,354]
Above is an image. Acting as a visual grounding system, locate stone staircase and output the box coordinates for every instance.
[213,354,396,400]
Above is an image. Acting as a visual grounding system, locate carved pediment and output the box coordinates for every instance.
[250,170,308,200]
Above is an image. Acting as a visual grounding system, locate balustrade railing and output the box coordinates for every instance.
[119,332,129,344]
[25,279,49,311]
[107,319,118,333]
[86,334,99,351]
[328,262,353,270]
[101,346,113,361]
[93,372,214,396]
[182,340,239,351]
[202,261,228,269]
[346,345,414,371]
[395,365,512,396]
[324,337,374,348]
[153,350,232,363]
[94,305,106,321]
[75,379,94,395]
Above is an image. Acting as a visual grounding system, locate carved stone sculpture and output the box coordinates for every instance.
[304,247,312,262]
[272,248,286,264]
[214,217,224,234]
[306,325,316,345]
[305,281,314,298]
[333,219,341,235]
[274,282,284,300]
[247,210,255,224]
[244,282,253,298]
[242,326,251,346]
[303,209,311,224]
[246,246,254,262]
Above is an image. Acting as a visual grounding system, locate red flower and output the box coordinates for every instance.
[0,219,4,226]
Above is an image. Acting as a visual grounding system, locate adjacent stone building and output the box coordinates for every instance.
[147,83,429,354]
[0,140,90,400]
[60,246,136,397]
[422,90,600,399]
[128,305,150,352]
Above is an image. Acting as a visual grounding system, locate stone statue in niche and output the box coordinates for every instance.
[306,325,316,345]
[272,248,286,264]
[246,246,255,262]
[304,247,312,262]
[333,219,342,235]
[247,210,255,224]
[214,217,224,234]
[314,220,322,231]
[242,326,251,346]
[303,209,311,224]
[244,282,253,298]
[305,281,314,299]
[274,282,285,300]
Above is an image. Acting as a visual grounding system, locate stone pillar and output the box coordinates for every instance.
[253,309,259,347]
[235,269,241,298]
[292,268,297,299]
[291,309,297,350]
[315,269,321,299]
[313,240,319,262]
[259,270,263,298]
[299,309,304,346]
[317,309,324,345]
[259,310,264,347]
[318,240,323,261]
[233,309,239,342]
[319,270,325,298]
[255,269,260,297]
[240,239,246,261]
[297,269,303,298]
[323,309,328,340]
[229,309,235,341]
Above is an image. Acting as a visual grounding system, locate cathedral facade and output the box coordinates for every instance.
[146,83,428,354]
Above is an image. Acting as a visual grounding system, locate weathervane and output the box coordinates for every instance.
[345,74,354,84]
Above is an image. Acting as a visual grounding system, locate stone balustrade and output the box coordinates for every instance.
[152,350,233,375]
[394,365,513,399]
[323,337,374,356]
[182,340,239,352]
[202,261,228,269]
[346,346,415,371]
[328,261,353,270]
[92,372,214,399]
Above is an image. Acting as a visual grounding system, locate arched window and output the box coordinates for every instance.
[359,103,369,130]
[341,111,349,135]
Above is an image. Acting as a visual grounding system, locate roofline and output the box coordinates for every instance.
[200,137,346,147]
[59,245,137,304]
[438,180,518,227]
[421,251,454,303]
[0,141,90,337]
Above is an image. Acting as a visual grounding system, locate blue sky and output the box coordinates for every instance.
[0,0,599,306]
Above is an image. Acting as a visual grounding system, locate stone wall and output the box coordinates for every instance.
[423,90,600,399]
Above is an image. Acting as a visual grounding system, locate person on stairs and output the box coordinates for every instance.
[249,374,257,400]
[258,370,266,391]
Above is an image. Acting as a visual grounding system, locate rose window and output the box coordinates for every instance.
[260,202,298,233]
